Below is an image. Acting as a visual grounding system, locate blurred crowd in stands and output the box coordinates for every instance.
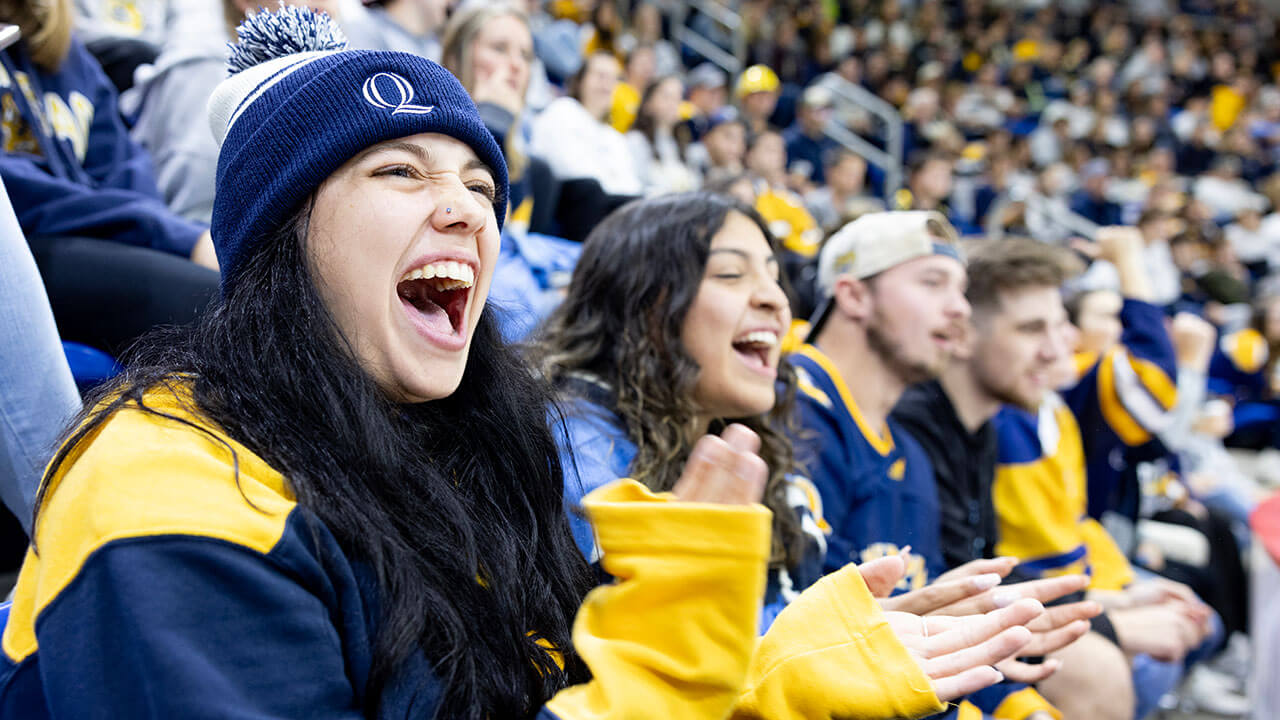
[3,0,1279,716]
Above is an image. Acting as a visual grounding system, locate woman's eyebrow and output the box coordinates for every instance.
[707,248,780,266]
[461,158,497,185]
[354,143,494,184]
[353,140,431,165]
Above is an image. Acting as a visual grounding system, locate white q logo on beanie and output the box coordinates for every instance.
[362,72,435,116]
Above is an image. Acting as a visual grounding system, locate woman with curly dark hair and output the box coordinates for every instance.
[535,195,803,567]
[533,191,1049,717]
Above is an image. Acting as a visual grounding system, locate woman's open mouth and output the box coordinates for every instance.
[731,329,779,377]
[397,261,474,349]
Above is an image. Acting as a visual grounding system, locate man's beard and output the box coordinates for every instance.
[866,308,939,386]
[974,355,1040,411]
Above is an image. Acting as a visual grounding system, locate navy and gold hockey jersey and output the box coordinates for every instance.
[790,344,1060,720]
[791,343,940,590]
[993,397,1133,591]
[1062,299,1178,520]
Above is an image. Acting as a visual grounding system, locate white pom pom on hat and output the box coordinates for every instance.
[206,4,508,290]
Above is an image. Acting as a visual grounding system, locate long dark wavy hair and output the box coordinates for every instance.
[33,203,595,719]
[531,192,804,568]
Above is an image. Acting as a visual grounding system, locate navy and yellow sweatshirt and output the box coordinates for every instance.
[993,397,1133,591]
[1208,327,1270,403]
[791,344,1060,720]
[1,38,204,256]
[1061,299,1178,520]
[1,385,946,719]
[1206,327,1280,438]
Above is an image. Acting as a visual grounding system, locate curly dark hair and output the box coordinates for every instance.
[531,192,805,568]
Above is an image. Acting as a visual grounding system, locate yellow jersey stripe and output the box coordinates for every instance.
[794,344,894,455]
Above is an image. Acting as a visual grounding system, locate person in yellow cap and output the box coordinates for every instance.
[737,63,780,136]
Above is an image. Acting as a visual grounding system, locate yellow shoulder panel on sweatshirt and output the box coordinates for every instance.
[1224,328,1269,374]
[1129,356,1177,410]
[545,479,772,720]
[3,384,295,663]
[1097,348,1153,446]
[1079,518,1133,591]
[994,687,1062,720]
[732,562,943,719]
[957,701,984,720]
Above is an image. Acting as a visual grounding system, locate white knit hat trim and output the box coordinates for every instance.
[207,50,341,147]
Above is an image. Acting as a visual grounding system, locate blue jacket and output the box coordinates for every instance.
[490,230,581,342]
[0,38,204,256]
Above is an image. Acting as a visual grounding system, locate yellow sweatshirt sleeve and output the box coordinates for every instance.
[730,563,945,719]
[1079,518,1134,592]
[545,479,773,720]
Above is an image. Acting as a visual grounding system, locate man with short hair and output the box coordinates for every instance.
[894,231,1213,720]
[792,212,1077,720]
[783,85,838,185]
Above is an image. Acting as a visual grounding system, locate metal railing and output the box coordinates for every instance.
[669,0,746,76]
[812,74,906,196]
[664,3,908,196]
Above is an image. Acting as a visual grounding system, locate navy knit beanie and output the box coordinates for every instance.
[207,6,508,288]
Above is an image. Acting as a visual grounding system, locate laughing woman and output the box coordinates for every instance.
[533,192,1048,718]
[0,9,783,720]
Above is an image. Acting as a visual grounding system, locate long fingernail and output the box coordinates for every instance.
[992,668,1005,682]
[972,573,1002,590]
[992,591,1019,608]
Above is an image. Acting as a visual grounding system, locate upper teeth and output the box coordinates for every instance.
[737,330,779,347]
[402,261,474,288]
